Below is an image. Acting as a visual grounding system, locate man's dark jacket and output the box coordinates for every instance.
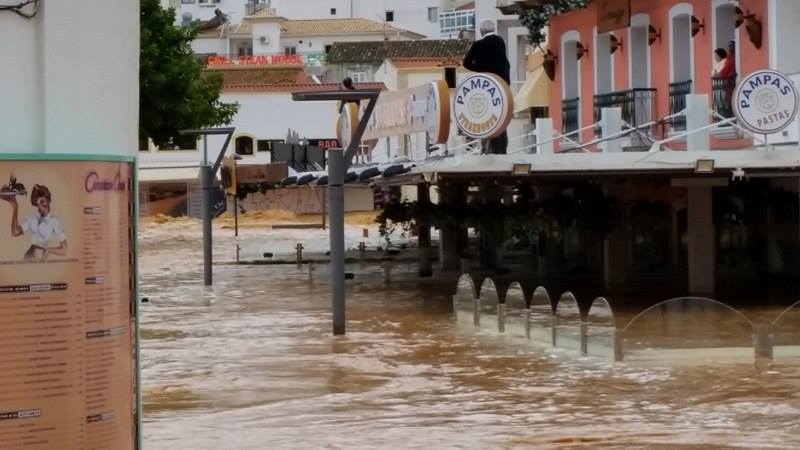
[462,34,511,84]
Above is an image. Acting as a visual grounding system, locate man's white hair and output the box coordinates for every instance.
[479,19,495,36]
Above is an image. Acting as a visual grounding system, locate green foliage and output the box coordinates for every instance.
[140,0,239,146]
[519,0,590,47]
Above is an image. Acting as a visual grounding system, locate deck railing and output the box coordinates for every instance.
[668,80,693,131]
[562,97,580,135]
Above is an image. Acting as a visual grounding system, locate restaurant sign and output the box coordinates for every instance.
[734,70,800,135]
[206,54,304,66]
[337,80,451,148]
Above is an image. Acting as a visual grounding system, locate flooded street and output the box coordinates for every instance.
[140,220,800,449]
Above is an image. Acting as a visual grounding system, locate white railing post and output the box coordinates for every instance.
[686,94,711,152]
[600,107,623,153]
[535,118,554,155]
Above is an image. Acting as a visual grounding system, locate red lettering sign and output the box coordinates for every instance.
[206,54,304,67]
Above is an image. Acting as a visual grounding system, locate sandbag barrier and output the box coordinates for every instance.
[453,274,800,365]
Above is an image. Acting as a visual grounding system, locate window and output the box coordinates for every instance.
[438,9,475,38]
[324,45,332,54]
[285,47,297,56]
[257,139,284,153]
[444,67,456,88]
[385,11,394,22]
[348,71,368,83]
[181,0,196,4]
[198,0,221,4]
[237,43,253,57]
[330,8,336,15]
[157,135,198,151]
[235,136,255,156]
[428,7,438,23]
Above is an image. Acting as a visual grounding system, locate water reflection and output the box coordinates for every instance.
[772,301,800,361]
[478,278,499,331]
[529,286,554,345]
[586,297,617,360]
[622,297,755,364]
[453,274,477,327]
[554,292,582,352]
[504,282,528,338]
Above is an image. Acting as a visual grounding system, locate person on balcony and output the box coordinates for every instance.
[463,20,511,155]
[716,41,737,118]
[718,41,737,79]
[712,48,728,77]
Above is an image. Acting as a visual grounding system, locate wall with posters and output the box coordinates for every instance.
[0,158,137,450]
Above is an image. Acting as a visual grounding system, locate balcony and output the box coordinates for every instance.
[562,97,580,135]
[669,80,693,131]
[712,75,737,121]
[593,88,657,132]
[245,1,269,16]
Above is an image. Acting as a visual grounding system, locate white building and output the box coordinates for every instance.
[164,0,455,39]
[0,1,138,156]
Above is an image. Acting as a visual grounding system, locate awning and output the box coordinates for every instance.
[514,67,549,113]
[513,48,549,114]
[138,166,200,183]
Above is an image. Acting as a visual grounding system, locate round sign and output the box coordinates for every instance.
[336,102,359,148]
[733,70,799,135]
[454,73,514,139]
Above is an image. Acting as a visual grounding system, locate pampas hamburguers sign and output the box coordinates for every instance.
[454,73,514,140]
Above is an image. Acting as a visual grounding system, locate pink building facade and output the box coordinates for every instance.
[548,0,770,148]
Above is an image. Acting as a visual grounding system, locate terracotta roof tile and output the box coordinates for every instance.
[223,82,387,93]
[281,18,423,38]
[327,39,472,64]
[389,56,463,69]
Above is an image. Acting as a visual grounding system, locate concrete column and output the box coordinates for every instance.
[686,94,711,152]
[479,182,504,270]
[603,183,628,291]
[535,118,555,155]
[439,182,464,271]
[687,186,715,295]
[600,107,623,153]
[417,183,433,277]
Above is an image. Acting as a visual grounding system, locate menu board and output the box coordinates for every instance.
[0,159,137,450]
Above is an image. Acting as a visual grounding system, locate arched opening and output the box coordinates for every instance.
[669,5,694,131]
[235,136,255,156]
[712,1,740,121]
[561,31,581,136]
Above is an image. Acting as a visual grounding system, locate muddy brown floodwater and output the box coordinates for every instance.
[139,220,800,449]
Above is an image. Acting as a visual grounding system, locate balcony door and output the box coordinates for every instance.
[629,14,651,89]
[561,31,582,135]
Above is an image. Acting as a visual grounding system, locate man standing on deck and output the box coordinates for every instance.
[463,20,511,155]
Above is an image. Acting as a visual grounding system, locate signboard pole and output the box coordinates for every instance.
[201,163,213,286]
[328,149,346,335]
[179,127,236,287]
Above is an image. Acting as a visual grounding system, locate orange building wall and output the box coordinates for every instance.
[548,0,770,146]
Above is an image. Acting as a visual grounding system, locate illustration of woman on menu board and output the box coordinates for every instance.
[1,179,68,261]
